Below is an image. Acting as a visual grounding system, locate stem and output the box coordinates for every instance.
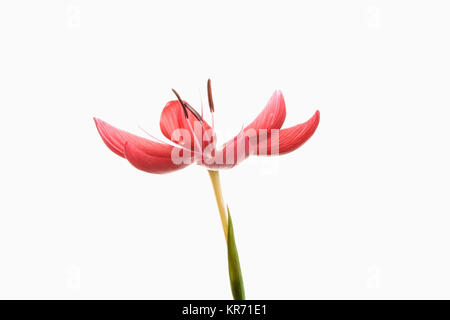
[208,170,228,239]
[208,169,245,300]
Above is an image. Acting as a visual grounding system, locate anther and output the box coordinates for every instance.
[207,79,215,113]
[171,88,203,122]
[184,102,203,122]
[171,89,189,119]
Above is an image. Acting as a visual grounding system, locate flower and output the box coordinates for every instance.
[94,80,320,174]
[93,80,321,299]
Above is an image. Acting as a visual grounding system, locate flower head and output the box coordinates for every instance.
[94,80,320,173]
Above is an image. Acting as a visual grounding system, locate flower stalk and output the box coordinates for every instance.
[208,170,228,239]
[208,169,245,300]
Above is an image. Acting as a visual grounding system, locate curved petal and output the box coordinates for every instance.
[203,110,320,169]
[159,100,212,150]
[244,90,286,132]
[261,110,320,155]
[94,117,174,157]
[94,117,190,174]
[124,141,190,174]
[159,100,186,144]
[215,90,287,164]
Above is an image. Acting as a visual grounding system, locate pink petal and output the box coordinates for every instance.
[159,100,212,150]
[124,141,190,174]
[213,90,287,166]
[159,100,186,144]
[244,90,286,132]
[203,110,320,169]
[263,110,320,155]
[94,117,190,174]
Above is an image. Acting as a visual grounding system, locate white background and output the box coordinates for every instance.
[0,0,449,299]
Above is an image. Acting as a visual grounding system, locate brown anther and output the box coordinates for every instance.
[184,102,203,122]
[171,88,203,122]
[207,79,215,113]
[171,88,189,119]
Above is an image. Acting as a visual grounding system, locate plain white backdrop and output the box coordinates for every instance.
[0,0,449,299]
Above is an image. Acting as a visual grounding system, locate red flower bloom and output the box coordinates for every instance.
[94,81,320,174]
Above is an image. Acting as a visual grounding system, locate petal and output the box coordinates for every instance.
[124,141,190,174]
[261,110,320,155]
[204,110,320,168]
[212,90,287,166]
[159,100,186,144]
[244,90,286,132]
[159,100,212,150]
[94,117,190,174]
[94,117,174,157]
[94,117,126,157]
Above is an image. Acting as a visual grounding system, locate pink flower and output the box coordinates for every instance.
[94,80,320,174]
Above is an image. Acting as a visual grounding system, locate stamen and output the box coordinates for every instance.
[170,89,203,156]
[171,88,203,122]
[207,79,215,113]
[171,88,189,119]
[138,125,202,155]
[138,125,168,145]
[184,102,203,123]
[171,89,189,118]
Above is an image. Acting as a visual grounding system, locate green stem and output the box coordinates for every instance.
[208,170,245,300]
